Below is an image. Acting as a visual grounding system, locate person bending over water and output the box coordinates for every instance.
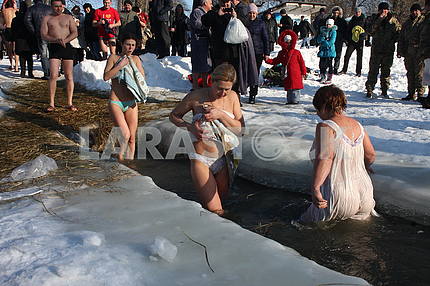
[170,64,245,215]
[103,34,148,160]
[300,85,377,222]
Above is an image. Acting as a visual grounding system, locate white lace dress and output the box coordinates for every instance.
[300,120,377,222]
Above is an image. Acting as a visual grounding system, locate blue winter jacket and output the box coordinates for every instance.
[317,25,337,58]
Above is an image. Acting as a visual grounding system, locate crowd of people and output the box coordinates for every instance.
[0,0,429,221]
[1,0,430,108]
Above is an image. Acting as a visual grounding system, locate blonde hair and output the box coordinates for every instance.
[211,63,237,83]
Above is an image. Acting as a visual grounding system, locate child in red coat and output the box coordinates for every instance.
[265,29,307,104]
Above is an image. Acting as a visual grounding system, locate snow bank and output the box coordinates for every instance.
[74,53,191,92]
[0,174,369,285]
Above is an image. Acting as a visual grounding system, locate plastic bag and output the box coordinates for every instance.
[423,59,430,85]
[7,155,58,182]
[224,17,249,44]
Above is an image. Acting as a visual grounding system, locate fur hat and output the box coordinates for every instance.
[326,18,335,26]
[410,3,422,11]
[378,2,390,10]
[249,3,258,13]
[280,8,286,15]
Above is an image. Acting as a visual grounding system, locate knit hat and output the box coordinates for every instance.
[280,8,286,15]
[284,34,292,42]
[249,3,258,13]
[410,3,422,11]
[378,2,389,10]
[326,18,334,26]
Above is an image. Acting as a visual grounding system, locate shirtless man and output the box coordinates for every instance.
[2,0,18,71]
[40,0,78,112]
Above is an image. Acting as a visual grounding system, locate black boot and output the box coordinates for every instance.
[248,94,256,104]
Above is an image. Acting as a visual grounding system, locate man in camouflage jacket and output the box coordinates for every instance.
[397,4,425,101]
[365,2,401,98]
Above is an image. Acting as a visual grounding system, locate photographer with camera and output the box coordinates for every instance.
[93,0,121,59]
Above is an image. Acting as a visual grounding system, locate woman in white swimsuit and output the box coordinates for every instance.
[103,34,146,160]
[170,63,245,215]
[301,85,378,222]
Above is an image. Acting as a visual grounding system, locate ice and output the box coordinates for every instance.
[2,154,58,182]
[149,236,178,262]
[0,186,43,201]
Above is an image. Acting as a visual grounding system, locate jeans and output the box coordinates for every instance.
[37,38,49,77]
[287,89,300,103]
[301,37,310,48]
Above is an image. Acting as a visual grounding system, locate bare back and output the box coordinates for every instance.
[2,7,16,28]
[330,116,362,142]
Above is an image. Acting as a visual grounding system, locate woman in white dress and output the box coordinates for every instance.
[300,85,377,222]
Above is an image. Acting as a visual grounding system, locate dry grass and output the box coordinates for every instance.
[0,79,178,180]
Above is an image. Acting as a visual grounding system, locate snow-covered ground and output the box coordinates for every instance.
[1,40,429,285]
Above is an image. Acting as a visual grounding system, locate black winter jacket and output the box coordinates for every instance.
[264,16,278,43]
[24,0,52,38]
[346,14,366,46]
[248,18,270,55]
[150,0,173,22]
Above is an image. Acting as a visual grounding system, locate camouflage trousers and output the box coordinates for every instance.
[365,52,394,93]
[404,47,425,97]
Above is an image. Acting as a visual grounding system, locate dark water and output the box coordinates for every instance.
[126,158,430,286]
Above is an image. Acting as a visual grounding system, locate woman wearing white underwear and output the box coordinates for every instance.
[170,63,245,215]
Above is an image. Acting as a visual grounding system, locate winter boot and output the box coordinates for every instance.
[401,94,417,101]
[381,92,392,99]
[366,90,373,98]
[317,73,326,82]
[323,74,333,84]
[248,94,256,104]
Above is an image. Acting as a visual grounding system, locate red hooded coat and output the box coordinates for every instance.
[265,30,306,90]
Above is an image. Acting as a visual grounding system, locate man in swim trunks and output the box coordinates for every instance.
[2,0,18,71]
[93,0,121,59]
[40,0,78,112]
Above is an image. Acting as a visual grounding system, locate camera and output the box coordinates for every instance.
[223,7,233,13]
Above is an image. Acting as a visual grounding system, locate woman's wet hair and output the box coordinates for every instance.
[121,33,138,43]
[211,63,237,84]
[313,85,347,116]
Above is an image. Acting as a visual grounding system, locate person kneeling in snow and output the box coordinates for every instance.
[265,29,306,104]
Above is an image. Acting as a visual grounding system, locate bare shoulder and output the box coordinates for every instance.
[131,55,142,63]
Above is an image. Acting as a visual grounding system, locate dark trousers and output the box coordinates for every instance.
[171,44,187,57]
[319,57,334,75]
[342,44,363,74]
[269,42,275,52]
[250,54,264,96]
[153,20,171,57]
[404,48,424,97]
[86,40,101,61]
[365,52,394,92]
[333,41,343,73]
[18,51,33,76]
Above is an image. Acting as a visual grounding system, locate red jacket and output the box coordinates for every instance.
[266,30,306,90]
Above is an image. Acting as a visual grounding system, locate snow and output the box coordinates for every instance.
[1,39,429,284]
[75,44,430,224]
[0,173,369,285]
